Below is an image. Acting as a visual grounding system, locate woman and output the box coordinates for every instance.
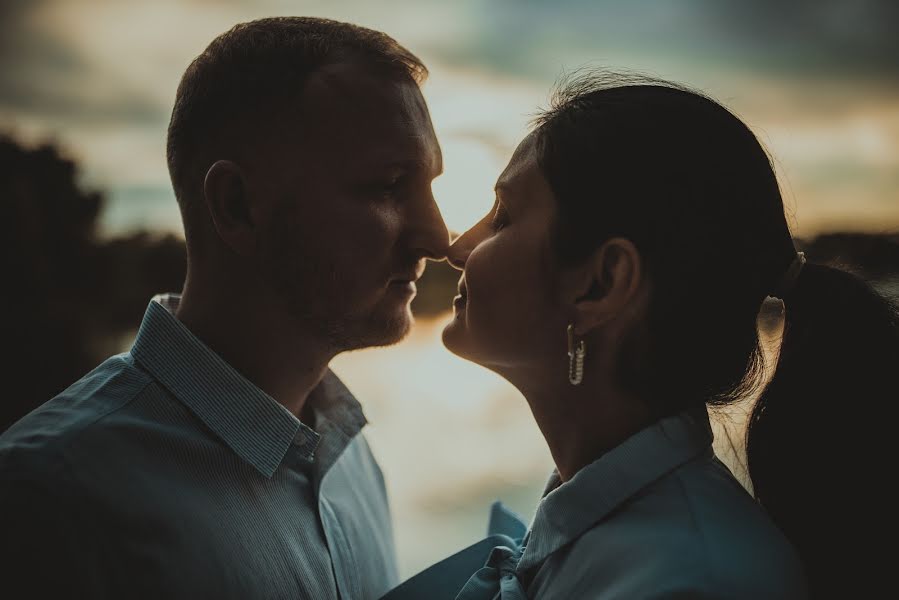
[436,76,897,599]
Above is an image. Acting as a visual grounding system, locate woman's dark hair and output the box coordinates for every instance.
[532,71,899,595]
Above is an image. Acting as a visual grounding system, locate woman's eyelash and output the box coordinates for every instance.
[376,175,404,197]
[491,203,508,231]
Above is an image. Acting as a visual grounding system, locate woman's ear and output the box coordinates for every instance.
[570,237,644,336]
[203,159,257,256]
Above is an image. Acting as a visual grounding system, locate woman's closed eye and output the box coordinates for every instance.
[491,202,509,232]
[379,175,405,199]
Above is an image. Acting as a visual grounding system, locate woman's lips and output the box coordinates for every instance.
[453,279,468,310]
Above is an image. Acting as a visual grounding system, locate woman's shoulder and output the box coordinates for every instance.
[528,454,807,599]
[661,455,801,564]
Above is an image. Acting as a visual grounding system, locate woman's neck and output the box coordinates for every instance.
[511,366,652,482]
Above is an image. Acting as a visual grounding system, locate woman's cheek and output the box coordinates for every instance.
[464,250,495,323]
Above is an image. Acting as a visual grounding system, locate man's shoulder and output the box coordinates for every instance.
[0,353,155,479]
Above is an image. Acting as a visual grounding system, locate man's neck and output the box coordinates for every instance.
[174,282,333,420]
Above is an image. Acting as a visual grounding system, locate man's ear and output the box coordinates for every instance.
[570,237,644,336]
[203,159,256,256]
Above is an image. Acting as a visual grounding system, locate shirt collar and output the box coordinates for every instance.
[517,406,714,573]
[129,294,366,478]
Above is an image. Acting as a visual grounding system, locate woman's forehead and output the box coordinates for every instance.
[495,133,557,221]
[495,133,539,191]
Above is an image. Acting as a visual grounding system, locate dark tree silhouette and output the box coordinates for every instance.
[0,134,186,432]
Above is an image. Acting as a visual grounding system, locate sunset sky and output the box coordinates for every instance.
[2,0,898,238]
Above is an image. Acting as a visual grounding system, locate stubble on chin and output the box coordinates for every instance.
[331,304,414,351]
[263,222,415,351]
[279,291,414,353]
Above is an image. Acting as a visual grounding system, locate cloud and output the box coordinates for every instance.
[416,0,899,84]
[0,1,170,128]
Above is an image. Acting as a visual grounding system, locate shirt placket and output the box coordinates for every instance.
[318,494,360,600]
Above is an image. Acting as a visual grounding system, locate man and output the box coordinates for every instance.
[0,17,448,599]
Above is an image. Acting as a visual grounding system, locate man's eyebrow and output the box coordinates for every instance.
[380,157,443,177]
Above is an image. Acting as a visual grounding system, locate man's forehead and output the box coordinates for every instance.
[303,61,424,125]
[296,62,439,166]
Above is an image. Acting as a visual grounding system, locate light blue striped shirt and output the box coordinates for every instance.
[0,294,398,599]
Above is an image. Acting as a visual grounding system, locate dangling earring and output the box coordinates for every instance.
[567,324,586,386]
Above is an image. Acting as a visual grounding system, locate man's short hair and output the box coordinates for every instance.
[166,17,427,246]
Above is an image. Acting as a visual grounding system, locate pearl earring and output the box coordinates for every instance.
[567,324,586,386]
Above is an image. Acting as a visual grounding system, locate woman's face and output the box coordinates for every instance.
[443,134,571,375]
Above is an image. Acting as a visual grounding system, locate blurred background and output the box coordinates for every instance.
[2,0,898,578]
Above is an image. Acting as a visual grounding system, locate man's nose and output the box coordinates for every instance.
[407,193,450,261]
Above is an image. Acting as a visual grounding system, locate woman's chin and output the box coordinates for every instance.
[442,311,482,360]
[442,314,495,369]
[441,315,465,355]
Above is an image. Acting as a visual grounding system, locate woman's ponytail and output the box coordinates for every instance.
[747,261,899,596]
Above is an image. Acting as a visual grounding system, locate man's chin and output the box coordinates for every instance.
[366,317,413,349]
[339,305,414,351]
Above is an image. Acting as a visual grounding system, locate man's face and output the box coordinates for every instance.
[249,62,448,351]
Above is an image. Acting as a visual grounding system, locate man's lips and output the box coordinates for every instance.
[388,267,424,295]
[389,263,426,286]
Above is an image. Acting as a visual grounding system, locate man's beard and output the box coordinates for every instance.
[262,225,413,352]
[323,306,413,352]
[277,289,413,353]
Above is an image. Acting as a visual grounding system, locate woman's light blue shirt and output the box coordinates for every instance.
[520,408,807,599]
[383,408,806,599]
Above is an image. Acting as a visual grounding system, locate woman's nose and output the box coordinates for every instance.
[446,231,473,271]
